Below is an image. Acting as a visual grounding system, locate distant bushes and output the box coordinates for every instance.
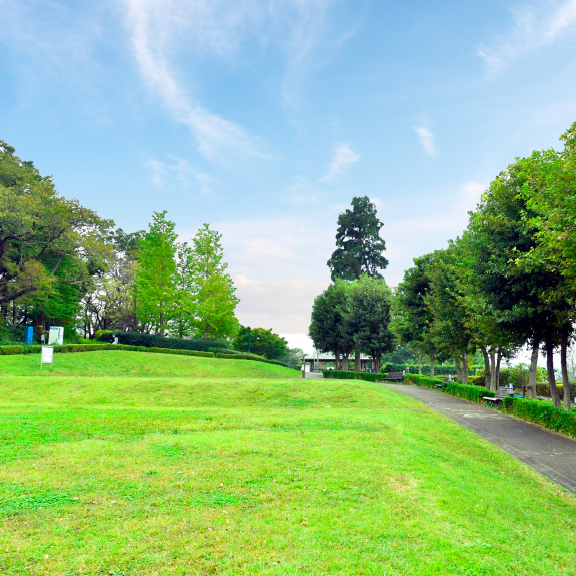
[323,370,383,382]
[405,373,495,403]
[95,331,228,352]
[503,397,576,438]
[0,343,293,369]
[381,363,481,376]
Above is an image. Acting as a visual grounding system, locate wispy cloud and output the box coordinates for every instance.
[123,0,339,160]
[320,143,360,181]
[479,0,576,73]
[124,0,269,163]
[144,157,218,194]
[414,126,436,156]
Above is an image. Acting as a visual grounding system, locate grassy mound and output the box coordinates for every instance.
[0,350,299,379]
[0,376,575,574]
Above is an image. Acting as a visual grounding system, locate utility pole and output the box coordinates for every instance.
[248,326,251,353]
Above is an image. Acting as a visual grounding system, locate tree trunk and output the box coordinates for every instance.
[481,346,491,390]
[335,352,341,371]
[561,324,571,411]
[354,350,361,372]
[36,311,46,340]
[489,350,498,392]
[454,357,463,382]
[495,349,502,389]
[373,354,381,374]
[461,351,468,385]
[429,351,435,380]
[341,352,349,372]
[546,335,561,408]
[528,341,539,399]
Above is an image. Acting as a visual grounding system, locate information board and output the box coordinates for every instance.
[48,326,64,345]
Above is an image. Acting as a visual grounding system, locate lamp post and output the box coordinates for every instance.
[248,326,251,353]
[302,356,306,379]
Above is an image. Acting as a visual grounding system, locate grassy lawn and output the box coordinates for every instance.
[0,350,299,379]
[0,352,575,574]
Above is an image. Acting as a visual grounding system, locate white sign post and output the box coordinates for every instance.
[40,346,54,370]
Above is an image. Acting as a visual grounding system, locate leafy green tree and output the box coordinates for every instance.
[0,140,112,328]
[233,326,288,359]
[345,275,395,373]
[394,253,439,377]
[135,211,179,335]
[327,196,388,281]
[425,245,474,384]
[309,280,355,370]
[185,224,239,340]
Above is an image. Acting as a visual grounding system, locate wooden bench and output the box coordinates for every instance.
[382,371,404,382]
[483,386,514,408]
[434,382,444,389]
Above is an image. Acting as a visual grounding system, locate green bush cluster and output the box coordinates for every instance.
[95,331,228,352]
[503,396,576,438]
[381,363,481,376]
[323,370,383,382]
[535,382,576,398]
[405,373,495,403]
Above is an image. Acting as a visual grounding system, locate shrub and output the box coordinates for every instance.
[535,382,576,398]
[405,373,495,403]
[147,347,214,358]
[0,345,23,355]
[381,363,481,376]
[503,396,576,438]
[323,370,383,382]
[95,331,228,352]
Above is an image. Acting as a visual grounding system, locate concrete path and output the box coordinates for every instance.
[386,384,576,494]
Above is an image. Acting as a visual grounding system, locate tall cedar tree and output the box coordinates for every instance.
[327,197,388,281]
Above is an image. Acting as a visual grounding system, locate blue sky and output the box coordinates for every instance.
[3,0,576,335]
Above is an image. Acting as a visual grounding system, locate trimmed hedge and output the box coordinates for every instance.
[405,373,495,403]
[323,370,383,382]
[96,331,228,352]
[382,363,481,376]
[503,396,576,438]
[147,347,214,358]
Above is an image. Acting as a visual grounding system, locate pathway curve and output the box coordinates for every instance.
[386,384,576,494]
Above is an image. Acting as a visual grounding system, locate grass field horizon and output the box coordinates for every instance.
[1,352,575,574]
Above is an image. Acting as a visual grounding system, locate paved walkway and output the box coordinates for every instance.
[386,384,576,494]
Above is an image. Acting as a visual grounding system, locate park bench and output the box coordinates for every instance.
[483,385,514,408]
[382,371,404,383]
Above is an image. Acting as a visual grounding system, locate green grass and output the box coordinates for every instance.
[0,354,575,574]
[0,350,299,379]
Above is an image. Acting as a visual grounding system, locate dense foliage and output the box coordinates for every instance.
[0,142,241,347]
[394,123,576,410]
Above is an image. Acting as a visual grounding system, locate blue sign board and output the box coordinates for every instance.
[24,326,33,345]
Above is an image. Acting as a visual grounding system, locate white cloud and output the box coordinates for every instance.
[123,0,338,160]
[124,0,269,162]
[479,0,576,72]
[144,157,218,194]
[414,126,436,156]
[460,181,487,210]
[320,143,360,181]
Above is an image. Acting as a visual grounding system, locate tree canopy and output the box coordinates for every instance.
[327,196,388,281]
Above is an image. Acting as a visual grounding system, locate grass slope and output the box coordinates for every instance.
[0,350,299,379]
[0,372,575,575]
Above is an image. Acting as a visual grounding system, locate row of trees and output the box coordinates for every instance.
[0,140,240,341]
[395,122,576,409]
